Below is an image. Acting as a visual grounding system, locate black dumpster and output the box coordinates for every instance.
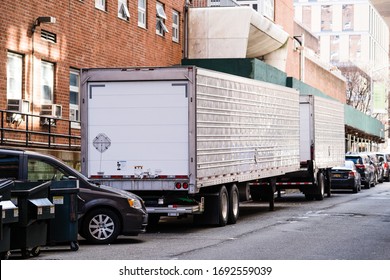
[10,181,55,258]
[0,179,18,260]
[47,180,79,251]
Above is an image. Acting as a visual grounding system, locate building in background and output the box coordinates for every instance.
[294,0,389,116]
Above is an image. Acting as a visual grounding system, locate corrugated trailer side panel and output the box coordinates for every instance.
[195,69,300,188]
[312,95,345,168]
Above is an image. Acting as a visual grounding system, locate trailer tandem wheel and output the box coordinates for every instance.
[218,185,229,227]
[227,184,239,224]
[315,173,325,201]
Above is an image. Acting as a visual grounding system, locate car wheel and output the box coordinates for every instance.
[352,183,358,193]
[82,208,121,244]
[370,175,375,188]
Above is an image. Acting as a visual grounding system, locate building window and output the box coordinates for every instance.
[95,0,106,11]
[41,61,54,104]
[7,52,23,100]
[349,35,361,61]
[302,6,311,30]
[138,0,147,28]
[0,154,19,179]
[236,1,257,11]
[321,5,332,31]
[172,10,179,43]
[263,0,274,21]
[156,2,168,36]
[330,35,340,63]
[27,157,69,182]
[118,0,130,20]
[342,4,354,31]
[70,70,80,128]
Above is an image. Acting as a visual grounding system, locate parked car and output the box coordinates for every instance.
[0,148,148,244]
[376,152,390,182]
[345,153,375,188]
[331,160,362,193]
[363,152,384,184]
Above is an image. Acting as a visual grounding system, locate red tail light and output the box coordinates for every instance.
[175,182,189,189]
[355,164,365,170]
[384,163,389,169]
[348,171,355,178]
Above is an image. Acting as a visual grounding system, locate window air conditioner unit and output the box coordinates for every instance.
[7,99,30,113]
[41,104,62,118]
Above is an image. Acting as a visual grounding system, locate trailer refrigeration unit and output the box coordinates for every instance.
[269,94,345,200]
[80,66,300,226]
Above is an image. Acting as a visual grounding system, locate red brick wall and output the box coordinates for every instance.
[274,0,300,79]
[1,0,184,122]
[304,59,347,104]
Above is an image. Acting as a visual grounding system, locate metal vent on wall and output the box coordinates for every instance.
[41,30,56,43]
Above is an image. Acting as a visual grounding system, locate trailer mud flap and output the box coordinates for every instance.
[193,192,220,225]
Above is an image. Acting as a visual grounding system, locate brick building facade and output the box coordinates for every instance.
[1,0,184,157]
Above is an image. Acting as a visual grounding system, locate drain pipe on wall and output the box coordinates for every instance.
[183,0,191,59]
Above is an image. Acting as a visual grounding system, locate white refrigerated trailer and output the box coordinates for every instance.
[80,66,300,226]
[270,94,345,200]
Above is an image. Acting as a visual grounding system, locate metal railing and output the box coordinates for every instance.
[0,110,81,150]
[190,0,240,7]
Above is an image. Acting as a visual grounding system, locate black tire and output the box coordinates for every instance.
[352,183,358,193]
[31,246,41,257]
[369,175,375,188]
[70,241,79,251]
[228,184,239,224]
[315,173,325,201]
[217,185,229,227]
[82,208,121,244]
[326,170,332,197]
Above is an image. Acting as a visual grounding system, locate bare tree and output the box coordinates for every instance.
[338,64,372,114]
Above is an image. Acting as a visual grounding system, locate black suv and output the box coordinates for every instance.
[0,148,148,244]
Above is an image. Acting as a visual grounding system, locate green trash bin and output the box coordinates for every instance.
[47,180,80,251]
[0,179,18,260]
[10,181,55,258]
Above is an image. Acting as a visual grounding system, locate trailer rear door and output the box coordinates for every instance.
[86,81,189,177]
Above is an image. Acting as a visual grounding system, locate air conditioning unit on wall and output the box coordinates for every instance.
[7,99,30,113]
[40,104,62,118]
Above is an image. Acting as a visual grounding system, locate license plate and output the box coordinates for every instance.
[332,174,342,178]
